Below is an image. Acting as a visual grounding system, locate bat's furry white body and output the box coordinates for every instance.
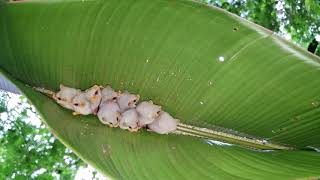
[117,91,140,112]
[72,93,93,115]
[84,85,102,114]
[53,84,81,110]
[71,85,102,115]
[98,100,121,128]
[101,86,119,103]
[119,108,139,132]
[136,101,161,127]
[148,111,178,134]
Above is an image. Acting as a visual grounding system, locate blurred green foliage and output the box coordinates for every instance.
[0,91,85,179]
[197,0,320,55]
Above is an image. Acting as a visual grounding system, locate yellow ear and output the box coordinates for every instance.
[60,84,65,89]
[93,85,99,89]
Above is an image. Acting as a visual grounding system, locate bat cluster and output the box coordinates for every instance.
[52,84,178,134]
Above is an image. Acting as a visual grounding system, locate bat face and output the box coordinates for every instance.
[119,109,139,132]
[72,93,92,115]
[53,84,80,110]
[117,91,140,112]
[53,93,73,110]
[128,95,140,108]
[97,101,121,128]
[136,101,161,118]
[101,86,119,103]
[102,113,120,128]
[136,101,161,127]
[85,85,102,111]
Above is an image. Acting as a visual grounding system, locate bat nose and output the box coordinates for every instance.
[153,113,160,118]
[129,127,139,132]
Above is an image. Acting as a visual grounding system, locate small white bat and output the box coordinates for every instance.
[53,84,81,110]
[84,85,102,114]
[119,108,139,132]
[147,111,178,134]
[72,93,93,115]
[117,91,140,112]
[97,100,121,128]
[101,85,120,103]
[136,101,161,127]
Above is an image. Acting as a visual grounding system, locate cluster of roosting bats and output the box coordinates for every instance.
[52,85,178,134]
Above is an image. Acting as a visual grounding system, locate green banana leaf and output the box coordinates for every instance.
[1,0,320,179]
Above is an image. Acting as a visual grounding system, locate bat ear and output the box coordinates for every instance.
[60,84,65,89]
[137,95,140,99]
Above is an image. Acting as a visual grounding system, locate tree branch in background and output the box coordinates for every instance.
[307,38,319,54]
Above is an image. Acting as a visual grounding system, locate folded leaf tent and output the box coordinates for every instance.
[1,0,320,179]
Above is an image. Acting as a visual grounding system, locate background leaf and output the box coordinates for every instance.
[1,73,319,180]
[1,0,320,179]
